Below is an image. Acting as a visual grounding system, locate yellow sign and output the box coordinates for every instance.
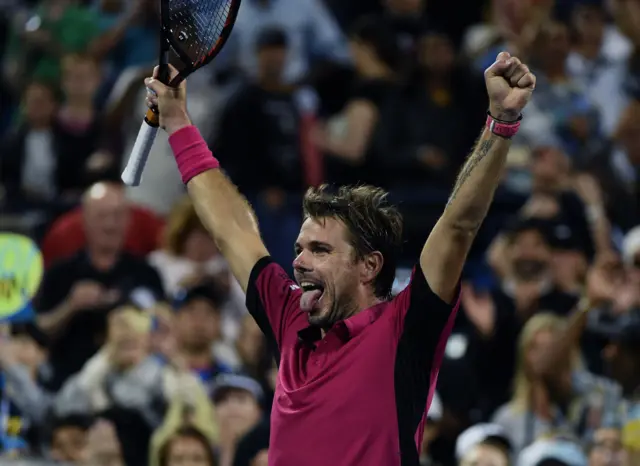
[0,233,43,321]
[623,419,640,450]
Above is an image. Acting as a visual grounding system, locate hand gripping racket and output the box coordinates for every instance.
[121,0,241,187]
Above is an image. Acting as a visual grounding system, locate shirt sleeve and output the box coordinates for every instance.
[390,263,460,359]
[245,257,304,355]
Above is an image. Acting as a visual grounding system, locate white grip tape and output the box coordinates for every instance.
[121,121,159,187]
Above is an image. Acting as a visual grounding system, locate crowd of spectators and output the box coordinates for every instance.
[0,0,639,465]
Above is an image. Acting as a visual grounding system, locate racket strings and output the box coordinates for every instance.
[167,0,232,64]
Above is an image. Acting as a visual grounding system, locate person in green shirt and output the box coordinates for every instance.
[4,0,101,88]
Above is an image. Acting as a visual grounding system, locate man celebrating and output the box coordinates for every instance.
[144,51,535,466]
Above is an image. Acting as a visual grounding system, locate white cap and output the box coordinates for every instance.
[427,392,442,421]
[517,439,587,466]
[455,423,510,460]
[622,226,640,265]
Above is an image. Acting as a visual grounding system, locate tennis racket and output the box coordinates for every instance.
[121,0,241,187]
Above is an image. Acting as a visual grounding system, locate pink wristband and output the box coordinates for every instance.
[168,125,220,184]
[486,113,521,139]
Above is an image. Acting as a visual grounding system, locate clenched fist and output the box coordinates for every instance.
[484,51,536,122]
[145,64,191,135]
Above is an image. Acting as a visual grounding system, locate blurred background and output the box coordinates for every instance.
[0,0,639,465]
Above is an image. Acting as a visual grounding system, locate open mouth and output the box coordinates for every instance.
[300,281,324,294]
[299,281,325,312]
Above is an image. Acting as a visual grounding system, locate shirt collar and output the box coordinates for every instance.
[297,301,387,347]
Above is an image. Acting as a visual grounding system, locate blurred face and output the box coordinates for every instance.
[419,34,455,74]
[12,335,45,370]
[176,298,220,352]
[107,311,149,368]
[62,58,101,101]
[166,436,212,466]
[526,328,556,377]
[493,0,536,35]
[86,420,124,466]
[83,184,129,253]
[589,428,628,466]
[531,147,570,191]
[509,230,551,280]
[460,444,509,466]
[538,22,571,66]
[182,227,218,262]
[51,426,88,462]
[293,217,362,329]
[23,83,56,128]
[573,6,605,44]
[215,389,261,438]
[257,46,286,83]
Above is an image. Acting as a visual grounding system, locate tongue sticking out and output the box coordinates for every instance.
[300,289,323,312]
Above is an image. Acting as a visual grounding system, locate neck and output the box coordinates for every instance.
[530,381,553,419]
[89,248,119,271]
[576,39,602,60]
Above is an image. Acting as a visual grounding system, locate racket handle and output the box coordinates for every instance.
[121,118,159,187]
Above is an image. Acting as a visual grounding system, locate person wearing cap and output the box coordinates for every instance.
[456,423,511,466]
[211,374,263,466]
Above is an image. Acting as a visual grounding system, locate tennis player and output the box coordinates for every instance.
[145,51,535,466]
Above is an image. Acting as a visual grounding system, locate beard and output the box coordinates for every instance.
[307,289,358,330]
[512,259,548,281]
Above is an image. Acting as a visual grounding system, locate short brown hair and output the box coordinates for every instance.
[303,184,403,299]
[158,425,216,466]
[164,196,206,255]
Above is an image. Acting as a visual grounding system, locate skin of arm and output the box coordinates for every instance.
[421,52,536,304]
[145,66,269,292]
[36,302,76,338]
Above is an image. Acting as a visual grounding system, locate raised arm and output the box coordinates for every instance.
[145,67,268,292]
[421,52,536,303]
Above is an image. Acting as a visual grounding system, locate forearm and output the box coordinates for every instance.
[167,124,269,290]
[442,128,510,232]
[36,302,75,338]
[2,364,52,424]
[586,205,613,252]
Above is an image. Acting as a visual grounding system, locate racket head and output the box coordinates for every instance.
[161,0,242,85]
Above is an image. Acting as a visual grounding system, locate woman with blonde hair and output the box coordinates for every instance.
[148,196,247,345]
[491,313,578,456]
